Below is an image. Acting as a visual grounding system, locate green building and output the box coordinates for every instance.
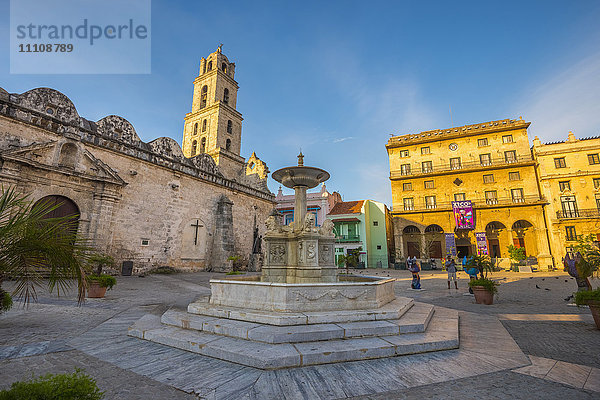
[327,200,393,268]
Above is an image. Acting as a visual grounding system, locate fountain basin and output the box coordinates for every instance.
[209,275,395,312]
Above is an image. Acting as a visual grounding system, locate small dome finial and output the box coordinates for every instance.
[297,151,304,166]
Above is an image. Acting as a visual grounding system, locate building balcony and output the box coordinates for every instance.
[556,209,600,220]
[390,154,534,179]
[394,195,546,213]
[336,234,361,243]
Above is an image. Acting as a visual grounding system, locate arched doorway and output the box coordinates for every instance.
[424,224,444,258]
[512,220,536,258]
[33,195,80,235]
[454,229,472,258]
[485,221,507,258]
[403,225,421,258]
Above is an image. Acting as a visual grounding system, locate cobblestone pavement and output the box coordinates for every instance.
[502,320,600,368]
[1,269,599,399]
[349,370,598,400]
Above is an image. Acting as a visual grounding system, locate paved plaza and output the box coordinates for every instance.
[1,269,598,399]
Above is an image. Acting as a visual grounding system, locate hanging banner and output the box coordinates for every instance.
[445,233,457,257]
[475,232,488,256]
[452,200,474,230]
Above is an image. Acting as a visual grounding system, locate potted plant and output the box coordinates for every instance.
[466,255,498,305]
[87,253,117,298]
[575,289,600,330]
[87,274,116,298]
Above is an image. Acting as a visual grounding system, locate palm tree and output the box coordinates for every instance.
[0,187,91,312]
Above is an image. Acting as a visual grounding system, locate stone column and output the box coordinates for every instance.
[294,186,307,230]
[534,227,554,271]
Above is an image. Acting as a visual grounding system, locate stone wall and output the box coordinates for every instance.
[0,87,275,274]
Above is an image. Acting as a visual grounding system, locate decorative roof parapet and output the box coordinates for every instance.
[386,118,530,148]
[0,87,274,202]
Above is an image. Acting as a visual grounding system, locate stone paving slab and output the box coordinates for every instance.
[514,355,600,393]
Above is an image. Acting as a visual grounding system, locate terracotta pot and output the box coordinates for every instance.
[588,301,600,330]
[472,286,494,305]
[87,281,107,298]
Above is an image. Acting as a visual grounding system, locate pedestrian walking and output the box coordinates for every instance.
[446,258,458,289]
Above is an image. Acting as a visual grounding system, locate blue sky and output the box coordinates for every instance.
[1,0,600,205]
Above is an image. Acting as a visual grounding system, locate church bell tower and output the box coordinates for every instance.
[183,45,245,177]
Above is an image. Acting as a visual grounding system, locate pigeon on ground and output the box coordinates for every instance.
[545,288,550,291]
[542,278,545,281]
[535,284,541,289]
[565,280,569,282]
[556,277,559,279]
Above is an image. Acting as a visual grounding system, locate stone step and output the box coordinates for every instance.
[162,302,433,343]
[128,306,459,369]
[187,297,414,326]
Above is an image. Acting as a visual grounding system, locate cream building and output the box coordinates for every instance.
[533,132,600,259]
[386,118,553,270]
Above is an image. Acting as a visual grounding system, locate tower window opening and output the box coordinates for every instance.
[193,123,198,135]
[223,88,229,104]
[191,140,197,155]
[202,119,207,132]
[226,139,231,151]
[200,137,206,153]
[202,62,206,74]
[221,63,227,72]
[207,61,212,71]
[227,120,233,134]
[200,85,208,109]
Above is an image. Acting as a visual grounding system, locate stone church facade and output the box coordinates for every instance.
[0,47,275,274]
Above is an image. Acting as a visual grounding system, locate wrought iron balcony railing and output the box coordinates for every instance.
[396,195,545,213]
[556,209,600,219]
[336,234,361,242]
[390,154,534,179]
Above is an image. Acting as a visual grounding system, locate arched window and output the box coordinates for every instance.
[200,137,206,153]
[191,140,197,155]
[221,63,227,73]
[193,123,198,135]
[58,143,78,168]
[223,88,229,104]
[226,139,231,151]
[202,119,207,132]
[200,85,208,109]
[207,61,212,71]
[227,120,233,134]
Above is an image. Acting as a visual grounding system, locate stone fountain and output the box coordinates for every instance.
[129,154,459,370]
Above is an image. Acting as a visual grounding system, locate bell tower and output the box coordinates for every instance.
[183,45,245,177]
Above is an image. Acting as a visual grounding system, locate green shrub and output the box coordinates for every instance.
[0,369,104,400]
[574,288,600,306]
[1,290,12,312]
[87,274,116,290]
[468,278,498,294]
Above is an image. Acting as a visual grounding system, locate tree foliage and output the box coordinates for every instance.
[572,233,600,280]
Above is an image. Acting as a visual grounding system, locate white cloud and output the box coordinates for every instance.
[333,136,353,143]
[516,52,600,142]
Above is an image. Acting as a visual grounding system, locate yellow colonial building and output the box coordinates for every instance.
[386,118,553,270]
[533,132,600,259]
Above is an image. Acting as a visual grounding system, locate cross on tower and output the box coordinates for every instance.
[191,219,204,245]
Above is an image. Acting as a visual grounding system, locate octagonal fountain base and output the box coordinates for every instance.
[208,275,396,312]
